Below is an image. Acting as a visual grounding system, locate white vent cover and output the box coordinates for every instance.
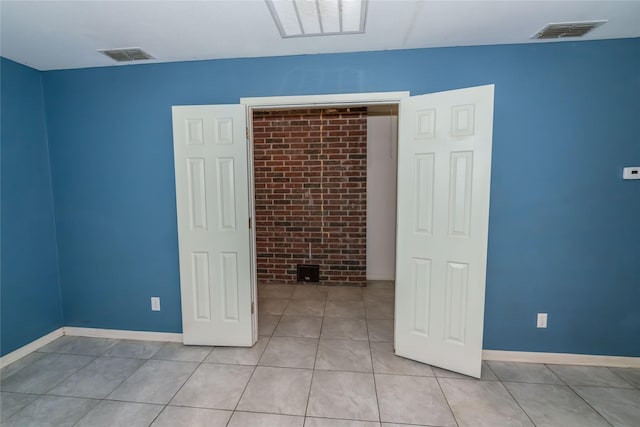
[98,48,154,62]
[532,21,607,39]
[265,0,367,38]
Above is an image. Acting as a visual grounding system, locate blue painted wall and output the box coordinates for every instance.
[40,38,639,356]
[1,58,63,356]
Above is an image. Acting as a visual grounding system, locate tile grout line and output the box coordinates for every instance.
[10,340,156,427]
[303,296,326,419]
[220,339,266,427]
[543,363,612,425]
[367,319,383,425]
[481,360,540,426]
[565,383,615,427]
[544,363,615,427]
[433,375,461,427]
[498,377,538,426]
[135,342,212,427]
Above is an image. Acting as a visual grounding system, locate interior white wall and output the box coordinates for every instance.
[366,113,398,281]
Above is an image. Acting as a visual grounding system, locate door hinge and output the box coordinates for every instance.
[246,127,250,139]
[249,217,252,229]
[251,302,255,314]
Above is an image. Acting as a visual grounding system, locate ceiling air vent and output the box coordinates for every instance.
[98,47,154,62]
[532,21,606,39]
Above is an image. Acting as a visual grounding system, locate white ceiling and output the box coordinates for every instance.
[1,0,639,71]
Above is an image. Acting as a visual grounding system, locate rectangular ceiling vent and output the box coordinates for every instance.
[98,48,154,62]
[532,21,606,39]
[266,0,367,38]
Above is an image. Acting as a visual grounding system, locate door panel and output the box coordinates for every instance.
[172,105,253,346]
[395,85,494,378]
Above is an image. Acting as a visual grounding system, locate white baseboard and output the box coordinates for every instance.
[64,327,183,343]
[5,327,638,371]
[483,350,640,368]
[0,327,64,369]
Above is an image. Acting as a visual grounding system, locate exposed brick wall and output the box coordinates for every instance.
[253,108,367,286]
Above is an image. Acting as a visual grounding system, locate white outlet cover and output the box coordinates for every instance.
[537,312,548,328]
[623,167,640,180]
[151,297,161,311]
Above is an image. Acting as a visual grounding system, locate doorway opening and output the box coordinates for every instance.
[252,105,398,287]
[249,103,399,342]
[172,86,494,378]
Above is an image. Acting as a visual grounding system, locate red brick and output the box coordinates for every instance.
[254,108,366,286]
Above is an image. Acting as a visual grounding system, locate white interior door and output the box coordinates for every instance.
[395,85,494,378]
[172,105,254,346]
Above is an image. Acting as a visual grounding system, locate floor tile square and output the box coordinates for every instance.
[370,342,433,376]
[108,359,197,404]
[259,298,290,315]
[170,363,253,409]
[258,285,296,299]
[237,366,313,415]
[327,287,363,301]
[259,314,281,336]
[0,353,94,394]
[548,364,633,388]
[205,337,268,365]
[364,299,393,320]
[259,337,318,369]
[48,356,144,398]
[439,378,533,427]
[366,319,393,342]
[37,336,79,353]
[2,395,97,427]
[611,367,640,388]
[152,342,212,362]
[365,280,394,289]
[292,286,329,300]
[307,370,379,421]
[380,424,426,427]
[362,288,394,301]
[0,352,45,381]
[305,418,380,427]
[488,361,563,384]
[151,406,231,427]
[316,339,372,372]
[104,340,166,359]
[574,386,640,427]
[274,316,323,338]
[433,361,498,381]
[75,400,162,427]
[325,301,365,318]
[40,337,119,356]
[284,299,326,317]
[375,374,455,426]
[228,411,304,427]
[505,382,610,427]
[0,392,38,422]
[321,318,368,341]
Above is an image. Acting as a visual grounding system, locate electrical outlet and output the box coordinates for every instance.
[537,312,548,328]
[623,167,640,180]
[151,297,161,311]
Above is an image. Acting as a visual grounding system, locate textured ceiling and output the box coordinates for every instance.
[1,0,639,71]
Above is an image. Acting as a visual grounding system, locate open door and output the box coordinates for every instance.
[395,85,494,378]
[172,105,254,346]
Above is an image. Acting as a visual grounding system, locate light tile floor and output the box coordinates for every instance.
[1,281,639,426]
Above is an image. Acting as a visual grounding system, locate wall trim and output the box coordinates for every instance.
[0,327,64,368]
[64,327,183,343]
[483,350,640,368]
[5,328,638,370]
[240,91,410,108]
